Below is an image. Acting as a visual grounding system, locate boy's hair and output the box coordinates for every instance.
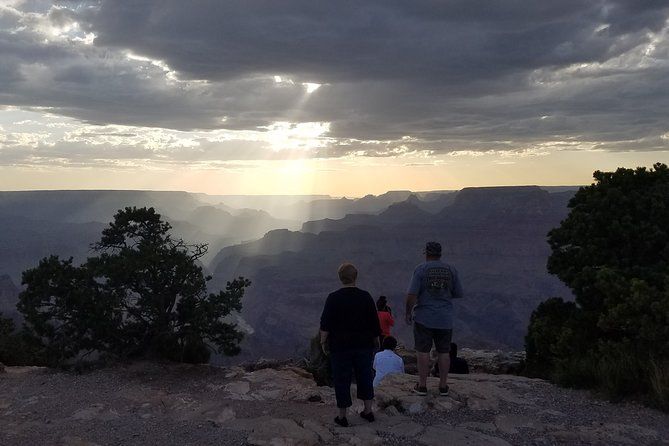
[382,336,398,351]
[337,263,358,285]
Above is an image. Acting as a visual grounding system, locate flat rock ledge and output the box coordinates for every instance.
[1,363,668,446]
[458,349,526,375]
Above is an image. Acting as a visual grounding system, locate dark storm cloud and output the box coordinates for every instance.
[0,0,668,159]
[86,0,666,84]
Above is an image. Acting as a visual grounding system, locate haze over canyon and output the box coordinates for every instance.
[0,186,576,361]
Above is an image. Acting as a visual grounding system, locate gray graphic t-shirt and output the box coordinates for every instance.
[407,259,464,329]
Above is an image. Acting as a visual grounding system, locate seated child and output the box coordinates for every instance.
[373,336,405,387]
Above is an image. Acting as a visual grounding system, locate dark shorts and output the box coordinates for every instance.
[414,322,452,354]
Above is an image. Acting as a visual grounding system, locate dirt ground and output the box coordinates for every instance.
[1,362,668,446]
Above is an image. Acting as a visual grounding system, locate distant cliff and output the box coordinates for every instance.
[0,190,301,283]
[210,186,574,362]
[0,187,577,363]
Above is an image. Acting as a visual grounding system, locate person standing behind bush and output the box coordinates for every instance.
[320,263,382,427]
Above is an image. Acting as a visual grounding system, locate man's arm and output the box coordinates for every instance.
[406,266,422,324]
[405,293,417,325]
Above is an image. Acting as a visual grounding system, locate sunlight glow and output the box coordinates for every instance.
[273,75,295,85]
[263,121,331,151]
[303,82,321,93]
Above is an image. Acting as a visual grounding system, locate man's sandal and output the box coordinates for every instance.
[413,384,428,395]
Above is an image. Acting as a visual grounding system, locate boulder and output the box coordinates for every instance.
[459,349,526,374]
[247,418,319,446]
[301,419,334,443]
[209,365,334,405]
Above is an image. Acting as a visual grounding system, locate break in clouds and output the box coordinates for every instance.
[1,0,668,167]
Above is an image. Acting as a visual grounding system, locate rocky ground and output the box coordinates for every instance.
[1,362,668,446]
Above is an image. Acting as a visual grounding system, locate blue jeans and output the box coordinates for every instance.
[330,348,375,408]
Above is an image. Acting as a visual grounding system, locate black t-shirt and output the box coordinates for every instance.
[320,287,382,353]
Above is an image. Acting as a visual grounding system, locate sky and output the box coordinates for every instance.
[0,0,668,196]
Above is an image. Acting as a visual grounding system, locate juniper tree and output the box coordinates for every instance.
[526,163,669,407]
[19,207,249,365]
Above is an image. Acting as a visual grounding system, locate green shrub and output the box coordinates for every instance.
[304,334,332,386]
[552,355,599,389]
[17,207,250,366]
[525,297,576,378]
[527,163,669,409]
[649,360,669,411]
[594,342,647,398]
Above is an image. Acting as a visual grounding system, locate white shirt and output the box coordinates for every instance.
[373,349,405,387]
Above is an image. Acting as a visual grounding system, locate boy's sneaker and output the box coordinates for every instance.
[413,384,428,395]
[334,416,349,427]
[360,410,375,422]
[439,385,449,396]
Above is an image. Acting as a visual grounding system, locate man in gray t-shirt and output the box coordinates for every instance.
[405,242,463,396]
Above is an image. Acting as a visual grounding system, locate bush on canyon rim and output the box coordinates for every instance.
[526,163,669,409]
[18,207,249,366]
